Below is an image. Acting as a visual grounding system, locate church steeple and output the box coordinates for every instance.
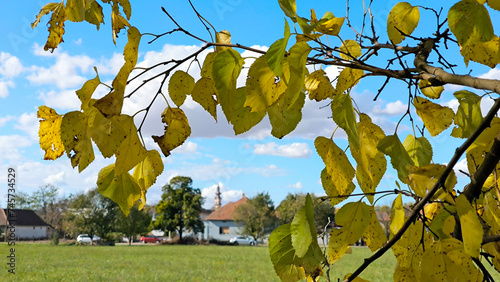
[214,185,222,210]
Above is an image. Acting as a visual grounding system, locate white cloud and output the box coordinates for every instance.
[288,182,303,189]
[28,52,95,89]
[372,100,407,115]
[0,135,33,163]
[454,158,469,177]
[0,80,14,98]
[15,112,39,141]
[32,43,60,57]
[253,142,312,158]
[44,171,66,185]
[479,68,500,80]
[74,38,83,46]
[201,182,243,209]
[38,89,81,110]
[0,115,13,127]
[0,52,24,78]
[172,141,198,154]
[443,99,459,112]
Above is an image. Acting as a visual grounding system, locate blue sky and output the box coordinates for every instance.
[0,0,498,210]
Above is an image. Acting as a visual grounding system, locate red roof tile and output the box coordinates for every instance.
[204,196,247,221]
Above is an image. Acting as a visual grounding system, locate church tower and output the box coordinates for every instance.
[214,185,222,210]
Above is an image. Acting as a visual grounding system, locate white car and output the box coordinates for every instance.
[229,236,256,246]
[77,234,101,244]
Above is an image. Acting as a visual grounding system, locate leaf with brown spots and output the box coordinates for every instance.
[153,107,191,157]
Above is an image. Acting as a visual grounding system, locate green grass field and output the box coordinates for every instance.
[1,243,499,281]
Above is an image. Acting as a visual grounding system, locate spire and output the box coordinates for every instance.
[214,185,222,210]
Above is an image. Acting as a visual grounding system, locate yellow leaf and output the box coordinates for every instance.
[244,56,287,112]
[390,194,405,235]
[118,0,132,19]
[201,52,216,79]
[215,30,232,52]
[113,115,146,175]
[448,0,494,46]
[456,194,483,258]
[66,0,85,22]
[362,205,387,251]
[153,107,191,157]
[304,69,335,101]
[94,27,141,117]
[403,134,432,167]
[311,10,345,36]
[84,1,104,30]
[406,164,456,197]
[328,202,370,263]
[232,87,266,135]
[451,90,484,138]
[421,239,483,281]
[350,114,386,203]
[168,70,195,107]
[60,111,95,172]
[335,67,363,95]
[343,274,369,282]
[377,134,414,180]
[31,3,59,29]
[423,202,441,223]
[331,93,359,149]
[487,0,500,10]
[43,2,66,52]
[320,168,354,206]
[97,164,141,216]
[191,77,218,121]
[413,96,455,137]
[387,2,420,44]
[339,40,362,60]
[460,35,500,68]
[284,42,311,108]
[76,67,100,111]
[392,220,431,276]
[132,149,164,191]
[393,264,418,281]
[315,137,355,205]
[37,106,65,160]
[110,2,130,44]
[418,79,444,99]
[87,107,126,158]
[483,242,500,272]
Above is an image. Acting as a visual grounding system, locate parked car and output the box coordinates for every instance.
[77,234,100,244]
[229,236,256,246]
[140,235,161,244]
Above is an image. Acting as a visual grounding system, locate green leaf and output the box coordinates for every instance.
[390,194,405,234]
[448,0,494,46]
[269,224,324,281]
[114,115,147,175]
[291,194,316,258]
[421,239,483,281]
[97,164,142,216]
[84,1,104,30]
[37,106,65,160]
[232,87,266,135]
[320,168,354,206]
[212,49,244,123]
[350,114,387,203]
[403,134,432,167]
[328,202,370,263]
[244,56,287,112]
[413,96,455,137]
[451,90,483,138]
[331,93,359,149]
[387,2,420,44]
[66,0,85,22]
[315,137,355,205]
[339,40,362,60]
[304,69,335,101]
[284,42,311,108]
[191,77,218,121]
[152,107,191,157]
[363,205,387,251]
[266,20,291,77]
[335,67,363,95]
[168,70,195,107]
[61,111,95,172]
[87,107,126,158]
[277,0,297,22]
[377,134,414,180]
[268,90,305,139]
[456,194,483,258]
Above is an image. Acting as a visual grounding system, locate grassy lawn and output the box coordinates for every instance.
[1,243,499,281]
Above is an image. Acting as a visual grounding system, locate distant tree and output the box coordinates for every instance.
[233,192,277,242]
[117,204,152,245]
[66,188,118,243]
[276,193,336,233]
[152,176,204,242]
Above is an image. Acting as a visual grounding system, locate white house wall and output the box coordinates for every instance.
[203,220,241,241]
[15,226,47,239]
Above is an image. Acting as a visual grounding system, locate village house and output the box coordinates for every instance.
[0,209,49,240]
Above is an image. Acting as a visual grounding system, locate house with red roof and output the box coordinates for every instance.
[203,188,247,241]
